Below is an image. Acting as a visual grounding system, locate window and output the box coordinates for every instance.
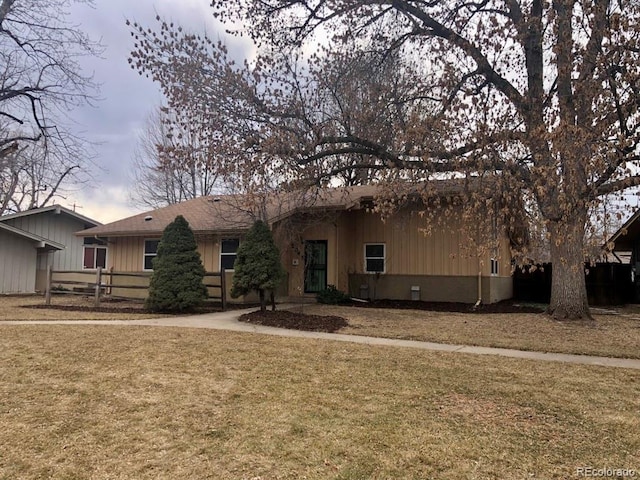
[83,246,107,269]
[364,243,385,273]
[83,237,107,270]
[220,238,240,270]
[144,239,160,270]
[491,258,499,276]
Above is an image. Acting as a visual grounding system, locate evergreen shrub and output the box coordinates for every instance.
[231,220,285,312]
[145,215,208,312]
[317,285,351,304]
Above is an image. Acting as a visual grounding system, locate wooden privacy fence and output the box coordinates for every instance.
[513,263,634,305]
[44,266,227,310]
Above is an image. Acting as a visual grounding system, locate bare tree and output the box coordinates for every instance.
[0,133,82,213]
[129,1,640,319]
[129,106,222,209]
[0,0,101,215]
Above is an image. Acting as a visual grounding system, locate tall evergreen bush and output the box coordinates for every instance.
[231,220,285,312]
[145,215,207,312]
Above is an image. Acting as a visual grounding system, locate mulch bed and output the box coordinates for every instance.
[344,299,545,313]
[239,310,349,333]
[23,299,254,315]
[25,304,149,314]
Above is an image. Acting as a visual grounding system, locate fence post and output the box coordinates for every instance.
[107,266,113,295]
[220,267,227,311]
[94,267,102,307]
[45,265,52,305]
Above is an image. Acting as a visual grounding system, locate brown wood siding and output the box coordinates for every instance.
[103,205,512,301]
[342,208,485,277]
[276,206,513,298]
[108,237,147,271]
[276,218,340,297]
[103,235,240,301]
[196,235,220,271]
[337,206,513,279]
[107,235,220,272]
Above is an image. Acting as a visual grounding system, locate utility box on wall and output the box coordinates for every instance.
[411,285,420,301]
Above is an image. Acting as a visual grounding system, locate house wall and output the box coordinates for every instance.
[488,275,514,303]
[101,205,513,304]
[279,206,513,303]
[5,211,94,292]
[279,219,341,297]
[108,235,222,272]
[107,271,151,299]
[104,234,253,302]
[341,208,511,276]
[347,274,513,303]
[4,211,89,271]
[36,264,101,293]
[0,229,37,294]
[47,270,98,294]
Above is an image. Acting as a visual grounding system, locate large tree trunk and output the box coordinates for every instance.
[547,215,591,320]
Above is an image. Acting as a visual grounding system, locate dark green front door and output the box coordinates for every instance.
[304,240,327,293]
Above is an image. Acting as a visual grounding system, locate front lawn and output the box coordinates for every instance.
[0,326,638,479]
[4,295,640,360]
[0,295,165,321]
[296,304,640,359]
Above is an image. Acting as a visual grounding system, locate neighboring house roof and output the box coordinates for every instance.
[0,204,102,228]
[75,181,489,238]
[0,223,65,251]
[607,209,640,251]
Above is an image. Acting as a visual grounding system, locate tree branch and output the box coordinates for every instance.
[391,0,525,114]
[596,175,640,197]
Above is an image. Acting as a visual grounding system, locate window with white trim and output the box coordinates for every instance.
[364,243,385,273]
[83,237,107,270]
[143,239,160,270]
[490,258,499,276]
[220,238,240,270]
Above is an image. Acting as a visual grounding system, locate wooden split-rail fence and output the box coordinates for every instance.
[44,266,227,310]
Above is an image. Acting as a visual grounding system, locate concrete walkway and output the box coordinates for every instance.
[2,307,640,370]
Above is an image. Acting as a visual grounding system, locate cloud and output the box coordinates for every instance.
[66,1,254,223]
[67,185,145,224]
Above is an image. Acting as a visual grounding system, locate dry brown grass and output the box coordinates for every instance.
[0,295,166,321]
[4,295,640,360]
[295,304,640,359]
[0,325,638,480]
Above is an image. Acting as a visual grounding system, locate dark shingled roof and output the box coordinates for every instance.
[76,181,484,237]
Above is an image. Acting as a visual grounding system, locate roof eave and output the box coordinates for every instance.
[606,209,640,249]
[0,204,101,227]
[0,223,65,250]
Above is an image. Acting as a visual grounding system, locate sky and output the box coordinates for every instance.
[65,0,252,224]
[54,1,640,228]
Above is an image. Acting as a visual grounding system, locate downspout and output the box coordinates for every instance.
[475,223,482,308]
[475,257,482,308]
[335,220,339,291]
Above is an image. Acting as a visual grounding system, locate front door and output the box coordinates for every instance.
[304,240,327,293]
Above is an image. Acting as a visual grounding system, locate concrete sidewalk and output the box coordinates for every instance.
[2,307,640,370]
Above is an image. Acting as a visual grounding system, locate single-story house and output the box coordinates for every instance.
[0,205,102,294]
[603,209,640,301]
[76,184,514,304]
[606,208,640,265]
